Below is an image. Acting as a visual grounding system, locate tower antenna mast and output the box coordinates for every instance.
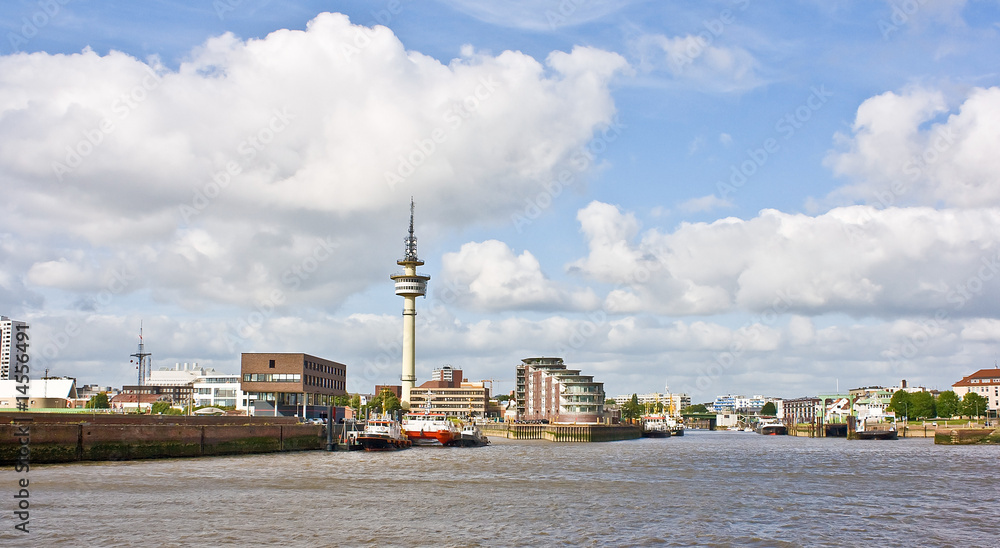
[130,321,152,386]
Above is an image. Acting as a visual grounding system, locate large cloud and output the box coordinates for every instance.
[439,240,600,312]
[0,12,627,311]
[824,86,1000,209]
[569,201,1000,318]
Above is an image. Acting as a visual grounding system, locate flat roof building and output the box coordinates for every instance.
[241,353,347,416]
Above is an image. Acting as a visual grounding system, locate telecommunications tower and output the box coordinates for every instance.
[390,199,430,407]
[130,322,151,386]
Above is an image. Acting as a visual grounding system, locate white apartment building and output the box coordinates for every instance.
[1,316,28,380]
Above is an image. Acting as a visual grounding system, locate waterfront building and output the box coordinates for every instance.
[613,385,691,417]
[0,316,27,380]
[817,394,853,424]
[119,383,194,407]
[240,352,347,417]
[711,394,767,414]
[782,397,820,423]
[850,388,894,420]
[192,373,245,410]
[407,366,490,418]
[390,199,430,408]
[0,376,77,409]
[952,368,1000,415]
[515,357,606,424]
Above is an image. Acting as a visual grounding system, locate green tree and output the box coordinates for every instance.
[889,390,912,419]
[496,394,511,403]
[682,403,709,415]
[620,394,643,421]
[760,401,777,416]
[909,391,935,419]
[150,401,172,415]
[349,394,361,410]
[935,390,960,418]
[606,398,616,406]
[381,390,402,413]
[85,392,110,409]
[961,392,988,418]
[332,394,351,407]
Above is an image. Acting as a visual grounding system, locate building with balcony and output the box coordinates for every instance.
[515,357,606,424]
[613,385,691,417]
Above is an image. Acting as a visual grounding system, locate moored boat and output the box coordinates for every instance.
[446,423,490,447]
[357,416,412,451]
[642,414,684,437]
[401,411,460,446]
[756,418,787,435]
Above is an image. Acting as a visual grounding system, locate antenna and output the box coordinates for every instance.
[402,197,419,262]
[130,321,152,386]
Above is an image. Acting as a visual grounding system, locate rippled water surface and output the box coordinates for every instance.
[2,431,997,546]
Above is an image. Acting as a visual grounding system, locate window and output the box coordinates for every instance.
[269,359,275,368]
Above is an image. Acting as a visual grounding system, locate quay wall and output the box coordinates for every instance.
[0,413,322,464]
[481,423,640,442]
[934,427,1000,445]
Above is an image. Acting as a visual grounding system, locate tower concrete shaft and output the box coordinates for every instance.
[390,199,429,407]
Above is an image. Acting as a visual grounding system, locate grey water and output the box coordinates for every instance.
[2,430,997,547]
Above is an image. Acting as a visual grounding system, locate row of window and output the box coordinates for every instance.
[304,375,344,390]
[304,360,345,377]
[243,373,301,382]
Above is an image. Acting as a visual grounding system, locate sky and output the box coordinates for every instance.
[2,0,1000,402]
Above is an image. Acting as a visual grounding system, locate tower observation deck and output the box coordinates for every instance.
[390,199,430,407]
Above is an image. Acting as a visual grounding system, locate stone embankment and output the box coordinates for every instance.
[480,423,640,442]
[933,427,1000,445]
[0,413,323,464]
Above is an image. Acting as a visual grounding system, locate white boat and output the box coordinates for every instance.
[357,415,412,451]
[447,423,490,447]
[401,411,460,446]
[642,415,684,437]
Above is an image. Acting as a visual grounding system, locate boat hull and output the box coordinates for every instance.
[357,434,412,451]
[855,430,898,440]
[757,425,788,435]
[642,430,670,438]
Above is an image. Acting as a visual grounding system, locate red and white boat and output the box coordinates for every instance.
[357,415,412,451]
[401,411,459,446]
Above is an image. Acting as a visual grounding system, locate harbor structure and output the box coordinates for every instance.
[129,323,152,386]
[390,199,430,408]
[0,316,27,380]
[515,357,606,424]
[240,353,347,418]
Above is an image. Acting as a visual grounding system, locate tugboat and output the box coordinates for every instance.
[401,410,460,446]
[357,415,412,451]
[641,415,671,438]
[642,414,685,437]
[446,422,490,447]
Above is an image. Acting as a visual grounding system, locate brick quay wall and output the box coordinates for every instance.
[0,413,323,464]
[480,423,641,442]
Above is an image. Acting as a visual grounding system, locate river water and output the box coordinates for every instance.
[2,430,997,547]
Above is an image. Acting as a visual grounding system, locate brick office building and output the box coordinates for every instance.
[241,353,347,418]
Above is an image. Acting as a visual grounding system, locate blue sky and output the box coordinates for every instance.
[2,0,1000,401]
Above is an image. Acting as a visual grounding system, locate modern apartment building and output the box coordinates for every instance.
[0,316,28,380]
[515,357,606,424]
